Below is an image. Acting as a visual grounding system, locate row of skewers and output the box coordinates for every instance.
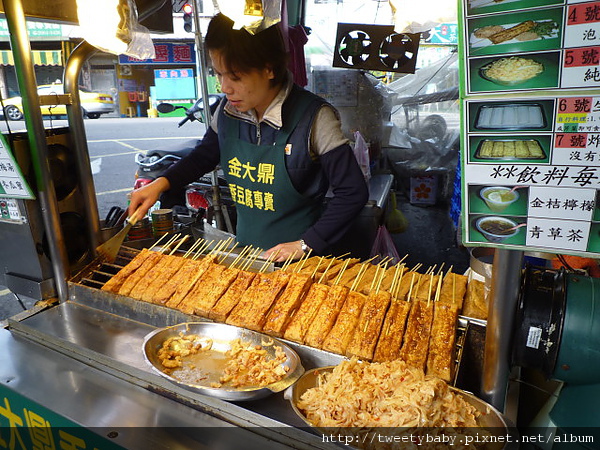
[101,236,487,383]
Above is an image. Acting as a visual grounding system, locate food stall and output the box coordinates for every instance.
[5,0,598,447]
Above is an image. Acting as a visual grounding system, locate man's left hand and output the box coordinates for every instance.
[263,240,304,263]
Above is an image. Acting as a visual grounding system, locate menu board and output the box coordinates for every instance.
[0,134,33,200]
[460,0,600,255]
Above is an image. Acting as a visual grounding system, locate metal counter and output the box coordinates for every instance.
[2,282,345,449]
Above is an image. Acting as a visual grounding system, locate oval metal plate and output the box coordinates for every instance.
[143,322,304,401]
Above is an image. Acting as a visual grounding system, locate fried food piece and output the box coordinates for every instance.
[474,25,505,39]
[101,248,152,293]
[479,140,493,158]
[379,264,407,293]
[263,273,313,337]
[323,258,360,284]
[516,140,529,158]
[209,270,257,322]
[399,300,435,371]
[223,271,281,323]
[117,251,164,298]
[283,283,330,343]
[489,20,535,44]
[462,279,488,320]
[438,272,468,310]
[346,291,391,361]
[372,299,411,362]
[179,263,227,315]
[527,140,544,157]
[322,291,367,355]
[285,256,322,274]
[304,284,349,349]
[426,303,459,382]
[193,266,241,318]
[239,271,291,331]
[414,273,440,302]
[357,264,381,295]
[164,256,216,309]
[141,255,187,303]
[397,271,422,300]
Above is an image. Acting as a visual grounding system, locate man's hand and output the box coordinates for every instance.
[263,240,304,263]
[127,177,171,218]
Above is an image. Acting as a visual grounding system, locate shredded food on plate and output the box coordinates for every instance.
[298,358,480,428]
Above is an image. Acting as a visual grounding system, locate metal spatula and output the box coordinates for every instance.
[96,207,141,262]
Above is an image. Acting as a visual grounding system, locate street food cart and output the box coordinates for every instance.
[4,0,600,448]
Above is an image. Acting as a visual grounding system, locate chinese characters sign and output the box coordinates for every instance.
[118,43,195,65]
[464,1,600,94]
[0,137,33,200]
[227,158,276,211]
[464,95,600,255]
[0,387,120,450]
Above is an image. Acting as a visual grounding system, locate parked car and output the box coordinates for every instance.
[1,83,115,120]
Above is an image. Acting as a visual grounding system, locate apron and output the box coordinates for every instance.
[220,96,322,250]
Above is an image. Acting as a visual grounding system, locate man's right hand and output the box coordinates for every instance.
[127,177,171,219]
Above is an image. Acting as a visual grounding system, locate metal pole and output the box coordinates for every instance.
[190,0,227,232]
[64,41,102,253]
[4,0,70,301]
[482,248,524,411]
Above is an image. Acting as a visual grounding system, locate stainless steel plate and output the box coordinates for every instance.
[287,366,509,430]
[143,322,304,401]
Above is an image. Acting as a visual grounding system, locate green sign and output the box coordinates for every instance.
[0,19,63,38]
[0,384,123,450]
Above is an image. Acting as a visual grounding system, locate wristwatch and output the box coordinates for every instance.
[300,239,311,254]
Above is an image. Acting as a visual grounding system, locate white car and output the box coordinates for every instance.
[2,83,115,120]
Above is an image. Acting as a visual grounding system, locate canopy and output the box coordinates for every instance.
[0,50,62,66]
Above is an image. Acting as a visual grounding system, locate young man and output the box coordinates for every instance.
[128,13,368,261]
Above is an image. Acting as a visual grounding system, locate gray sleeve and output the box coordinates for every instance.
[310,104,350,157]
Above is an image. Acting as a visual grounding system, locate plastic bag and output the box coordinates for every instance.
[216,0,282,34]
[353,131,371,182]
[77,0,155,60]
[369,225,401,265]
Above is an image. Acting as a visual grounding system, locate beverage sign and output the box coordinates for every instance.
[460,0,600,256]
[0,135,34,200]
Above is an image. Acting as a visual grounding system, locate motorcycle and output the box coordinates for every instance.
[133,93,236,231]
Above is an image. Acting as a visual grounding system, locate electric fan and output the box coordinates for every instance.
[338,30,372,67]
[379,33,418,72]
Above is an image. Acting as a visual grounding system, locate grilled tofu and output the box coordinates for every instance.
[262,273,313,337]
[426,302,459,382]
[193,266,240,318]
[283,283,329,343]
[141,255,187,303]
[101,248,152,294]
[240,271,291,331]
[373,299,411,362]
[322,291,367,355]
[209,270,257,322]
[118,251,164,298]
[179,263,226,315]
[164,256,215,309]
[304,284,349,348]
[399,300,435,371]
[346,291,391,361]
[438,272,468,310]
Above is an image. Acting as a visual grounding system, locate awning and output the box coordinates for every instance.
[0,50,62,66]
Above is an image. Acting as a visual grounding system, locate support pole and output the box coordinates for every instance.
[191,0,228,232]
[482,248,524,411]
[4,0,70,302]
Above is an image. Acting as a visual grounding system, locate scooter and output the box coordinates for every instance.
[133,93,235,230]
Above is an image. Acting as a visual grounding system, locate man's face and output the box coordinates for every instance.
[210,49,276,118]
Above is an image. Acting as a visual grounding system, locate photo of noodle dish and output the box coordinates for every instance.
[290,358,509,449]
[480,56,544,86]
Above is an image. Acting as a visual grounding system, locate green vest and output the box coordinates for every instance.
[220,96,322,250]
